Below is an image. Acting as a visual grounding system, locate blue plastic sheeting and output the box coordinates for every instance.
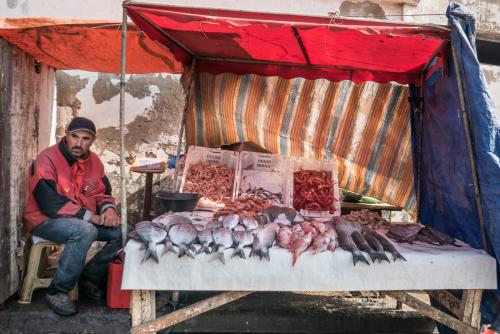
[410,3,500,330]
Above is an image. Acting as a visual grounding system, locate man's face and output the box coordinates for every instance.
[65,130,95,158]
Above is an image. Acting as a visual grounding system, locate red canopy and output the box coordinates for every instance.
[0,18,182,74]
[125,3,449,84]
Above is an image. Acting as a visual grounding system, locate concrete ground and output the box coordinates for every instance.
[0,289,437,334]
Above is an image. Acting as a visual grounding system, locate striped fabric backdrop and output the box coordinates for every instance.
[185,72,416,212]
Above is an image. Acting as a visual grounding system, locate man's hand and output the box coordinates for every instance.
[101,208,121,227]
[89,214,101,225]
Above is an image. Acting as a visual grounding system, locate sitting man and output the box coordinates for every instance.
[24,117,122,316]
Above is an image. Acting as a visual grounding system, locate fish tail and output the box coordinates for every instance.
[292,251,299,266]
[377,251,391,263]
[196,245,209,255]
[260,248,270,262]
[391,250,407,262]
[189,244,197,252]
[231,247,246,259]
[352,250,370,266]
[178,246,187,258]
[162,243,177,256]
[367,251,378,262]
[186,249,195,259]
[249,247,259,258]
[215,251,225,264]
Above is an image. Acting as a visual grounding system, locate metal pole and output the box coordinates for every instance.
[173,58,197,192]
[451,46,489,253]
[119,5,128,246]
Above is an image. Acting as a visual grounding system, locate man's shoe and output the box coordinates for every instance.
[45,293,78,316]
[79,280,104,301]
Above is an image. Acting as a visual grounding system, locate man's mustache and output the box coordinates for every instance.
[72,146,83,150]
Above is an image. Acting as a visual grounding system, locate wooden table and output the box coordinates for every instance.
[124,240,496,334]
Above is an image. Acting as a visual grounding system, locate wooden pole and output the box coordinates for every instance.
[119,4,128,245]
[451,45,489,252]
[173,58,197,191]
[131,291,253,334]
[131,290,156,334]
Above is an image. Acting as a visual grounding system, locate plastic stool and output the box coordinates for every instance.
[18,239,78,304]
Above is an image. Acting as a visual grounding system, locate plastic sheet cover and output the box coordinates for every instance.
[410,3,499,327]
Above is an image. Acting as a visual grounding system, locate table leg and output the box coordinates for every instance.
[143,173,153,220]
[459,289,483,333]
[131,290,156,334]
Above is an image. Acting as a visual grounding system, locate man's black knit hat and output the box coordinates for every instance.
[67,117,96,136]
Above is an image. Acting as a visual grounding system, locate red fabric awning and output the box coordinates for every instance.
[0,18,182,74]
[125,3,449,84]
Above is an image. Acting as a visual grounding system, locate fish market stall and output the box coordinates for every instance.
[119,2,500,334]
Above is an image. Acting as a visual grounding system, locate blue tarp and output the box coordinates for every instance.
[410,3,500,330]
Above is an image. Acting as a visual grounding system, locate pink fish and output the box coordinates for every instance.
[310,234,329,255]
[311,221,327,234]
[325,226,339,251]
[277,227,294,250]
[292,231,313,266]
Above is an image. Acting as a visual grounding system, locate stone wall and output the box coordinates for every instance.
[55,71,184,223]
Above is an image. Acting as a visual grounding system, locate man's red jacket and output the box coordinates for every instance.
[24,140,117,232]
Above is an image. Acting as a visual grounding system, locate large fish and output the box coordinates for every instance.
[222,214,240,229]
[169,223,198,259]
[232,230,254,259]
[135,221,168,263]
[212,227,234,264]
[324,226,339,251]
[310,234,329,255]
[277,226,294,250]
[196,228,214,255]
[242,216,259,230]
[387,223,422,243]
[154,214,193,232]
[251,223,279,261]
[372,231,406,262]
[260,206,303,224]
[361,228,390,263]
[292,231,313,265]
[335,218,370,266]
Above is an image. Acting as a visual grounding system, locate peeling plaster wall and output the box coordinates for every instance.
[482,64,500,114]
[56,71,184,223]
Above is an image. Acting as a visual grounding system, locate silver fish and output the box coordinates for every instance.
[251,223,279,261]
[196,228,214,255]
[242,216,259,230]
[273,213,292,225]
[232,230,254,259]
[260,206,303,224]
[154,214,193,232]
[222,214,240,229]
[206,220,223,229]
[135,221,167,263]
[212,227,234,264]
[169,224,198,259]
[233,224,246,231]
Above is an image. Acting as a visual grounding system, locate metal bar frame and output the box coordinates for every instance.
[173,58,197,191]
[119,4,128,245]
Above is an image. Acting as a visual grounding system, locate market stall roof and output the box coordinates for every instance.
[0,18,182,73]
[125,3,450,84]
